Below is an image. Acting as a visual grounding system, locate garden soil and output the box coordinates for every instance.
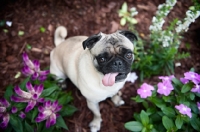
[0,0,200,132]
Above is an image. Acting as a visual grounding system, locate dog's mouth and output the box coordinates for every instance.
[102,72,127,87]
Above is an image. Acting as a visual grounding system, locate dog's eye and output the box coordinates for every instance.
[99,57,106,63]
[125,53,133,59]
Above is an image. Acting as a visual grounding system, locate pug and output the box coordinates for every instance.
[50,26,137,132]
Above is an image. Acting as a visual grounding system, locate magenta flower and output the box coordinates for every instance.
[11,82,44,112]
[0,98,10,128]
[191,84,200,93]
[19,111,26,119]
[35,100,62,128]
[137,83,154,98]
[22,52,49,81]
[158,75,175,82]
[182,71,200,84]
[180,77,189,84]
[11,106,18,114]
[157,81,174,96]
[197,102,200,111]
[175,104,192,118]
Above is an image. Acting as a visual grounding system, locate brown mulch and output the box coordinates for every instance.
[0,0,200,132]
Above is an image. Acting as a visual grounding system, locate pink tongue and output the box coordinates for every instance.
[102,73,119,86]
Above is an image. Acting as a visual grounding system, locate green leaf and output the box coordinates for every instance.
[56,116,68,130]
[181,82,193,93]
[10,115,23,132]
[40,27,46,33]
[175,115,183,129]
[124,121,143,131]
[58,93,73,105]
[161,107,175,118]
[189,92,195,100]
[18,31,24,36]
[190,116,200,131]
[121,2,128,12]
[132,95,144,103]
[140,110,149,126]
[162,116,174,130]
[0,20,5,27]
[19,77,30,90]
[60,105,77,116]
[41,86,59,97]
[25,121,34,132]
[4,85,13,100]
[26,44,32,50]
[120,18,126,26]
[31,107,38,122]
[172,78,183,87]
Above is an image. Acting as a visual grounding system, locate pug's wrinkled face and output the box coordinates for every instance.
[83,30,137,86]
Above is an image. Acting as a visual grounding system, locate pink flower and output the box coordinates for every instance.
[35,100,62,128]
[11,82,44,112]
[197,102,200,111]
[157,81,174,96]
[137,83,154,98]
[175,104,192,118]
[158,75,175,82]
[191,84,200,93]
[183,71,200,84]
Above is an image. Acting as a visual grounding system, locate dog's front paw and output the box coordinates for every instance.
[89,117,102,132]
[111,91,125,106]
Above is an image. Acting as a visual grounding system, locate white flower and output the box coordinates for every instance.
[126,72,138,83]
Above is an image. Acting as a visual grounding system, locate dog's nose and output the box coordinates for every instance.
[113,60,123,69]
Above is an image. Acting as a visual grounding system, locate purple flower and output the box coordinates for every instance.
[180,77,189,84]
[0,98,10,128]
[35,100,62,128]
[137,83,154,98]
[11,82,44,112]
[159,75,175,82]
[191,84,200,93]
[182,71,200,84]
[157,81,174,96]
[175,104,192,118]
[11,106,18,114]
[19,111,26,119]
[197,102,200,111]
[22,52,50,81]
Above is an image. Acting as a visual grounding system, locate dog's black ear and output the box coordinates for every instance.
[82,34,102,50]
[119,30,137,43]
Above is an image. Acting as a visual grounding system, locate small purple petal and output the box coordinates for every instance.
[191,84,200,93]
[25,100,36,112]
[31,72,39,80]
[45,100,51,109]
[49,113,56,126]
[14,86,32,99]
[11,95,29,102]
[38,106,45,112]
[33,60,40,72]
[175,104,192,118]
[52,100,58,109]
[0,113,10,128]
[22,66,34,75]
[22,52,34,69]
[0,98,10,107]
[37,98,45,103]
[39,70,50,76]
[45,118,51,128]
[26,82,35,93]
[11,106,18,113]
[19,111,26,119]
[35,84,44,95]
[54,105,62,113]
[0,107,6,113]
[38,75,47,82]
[180,78,189,84]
